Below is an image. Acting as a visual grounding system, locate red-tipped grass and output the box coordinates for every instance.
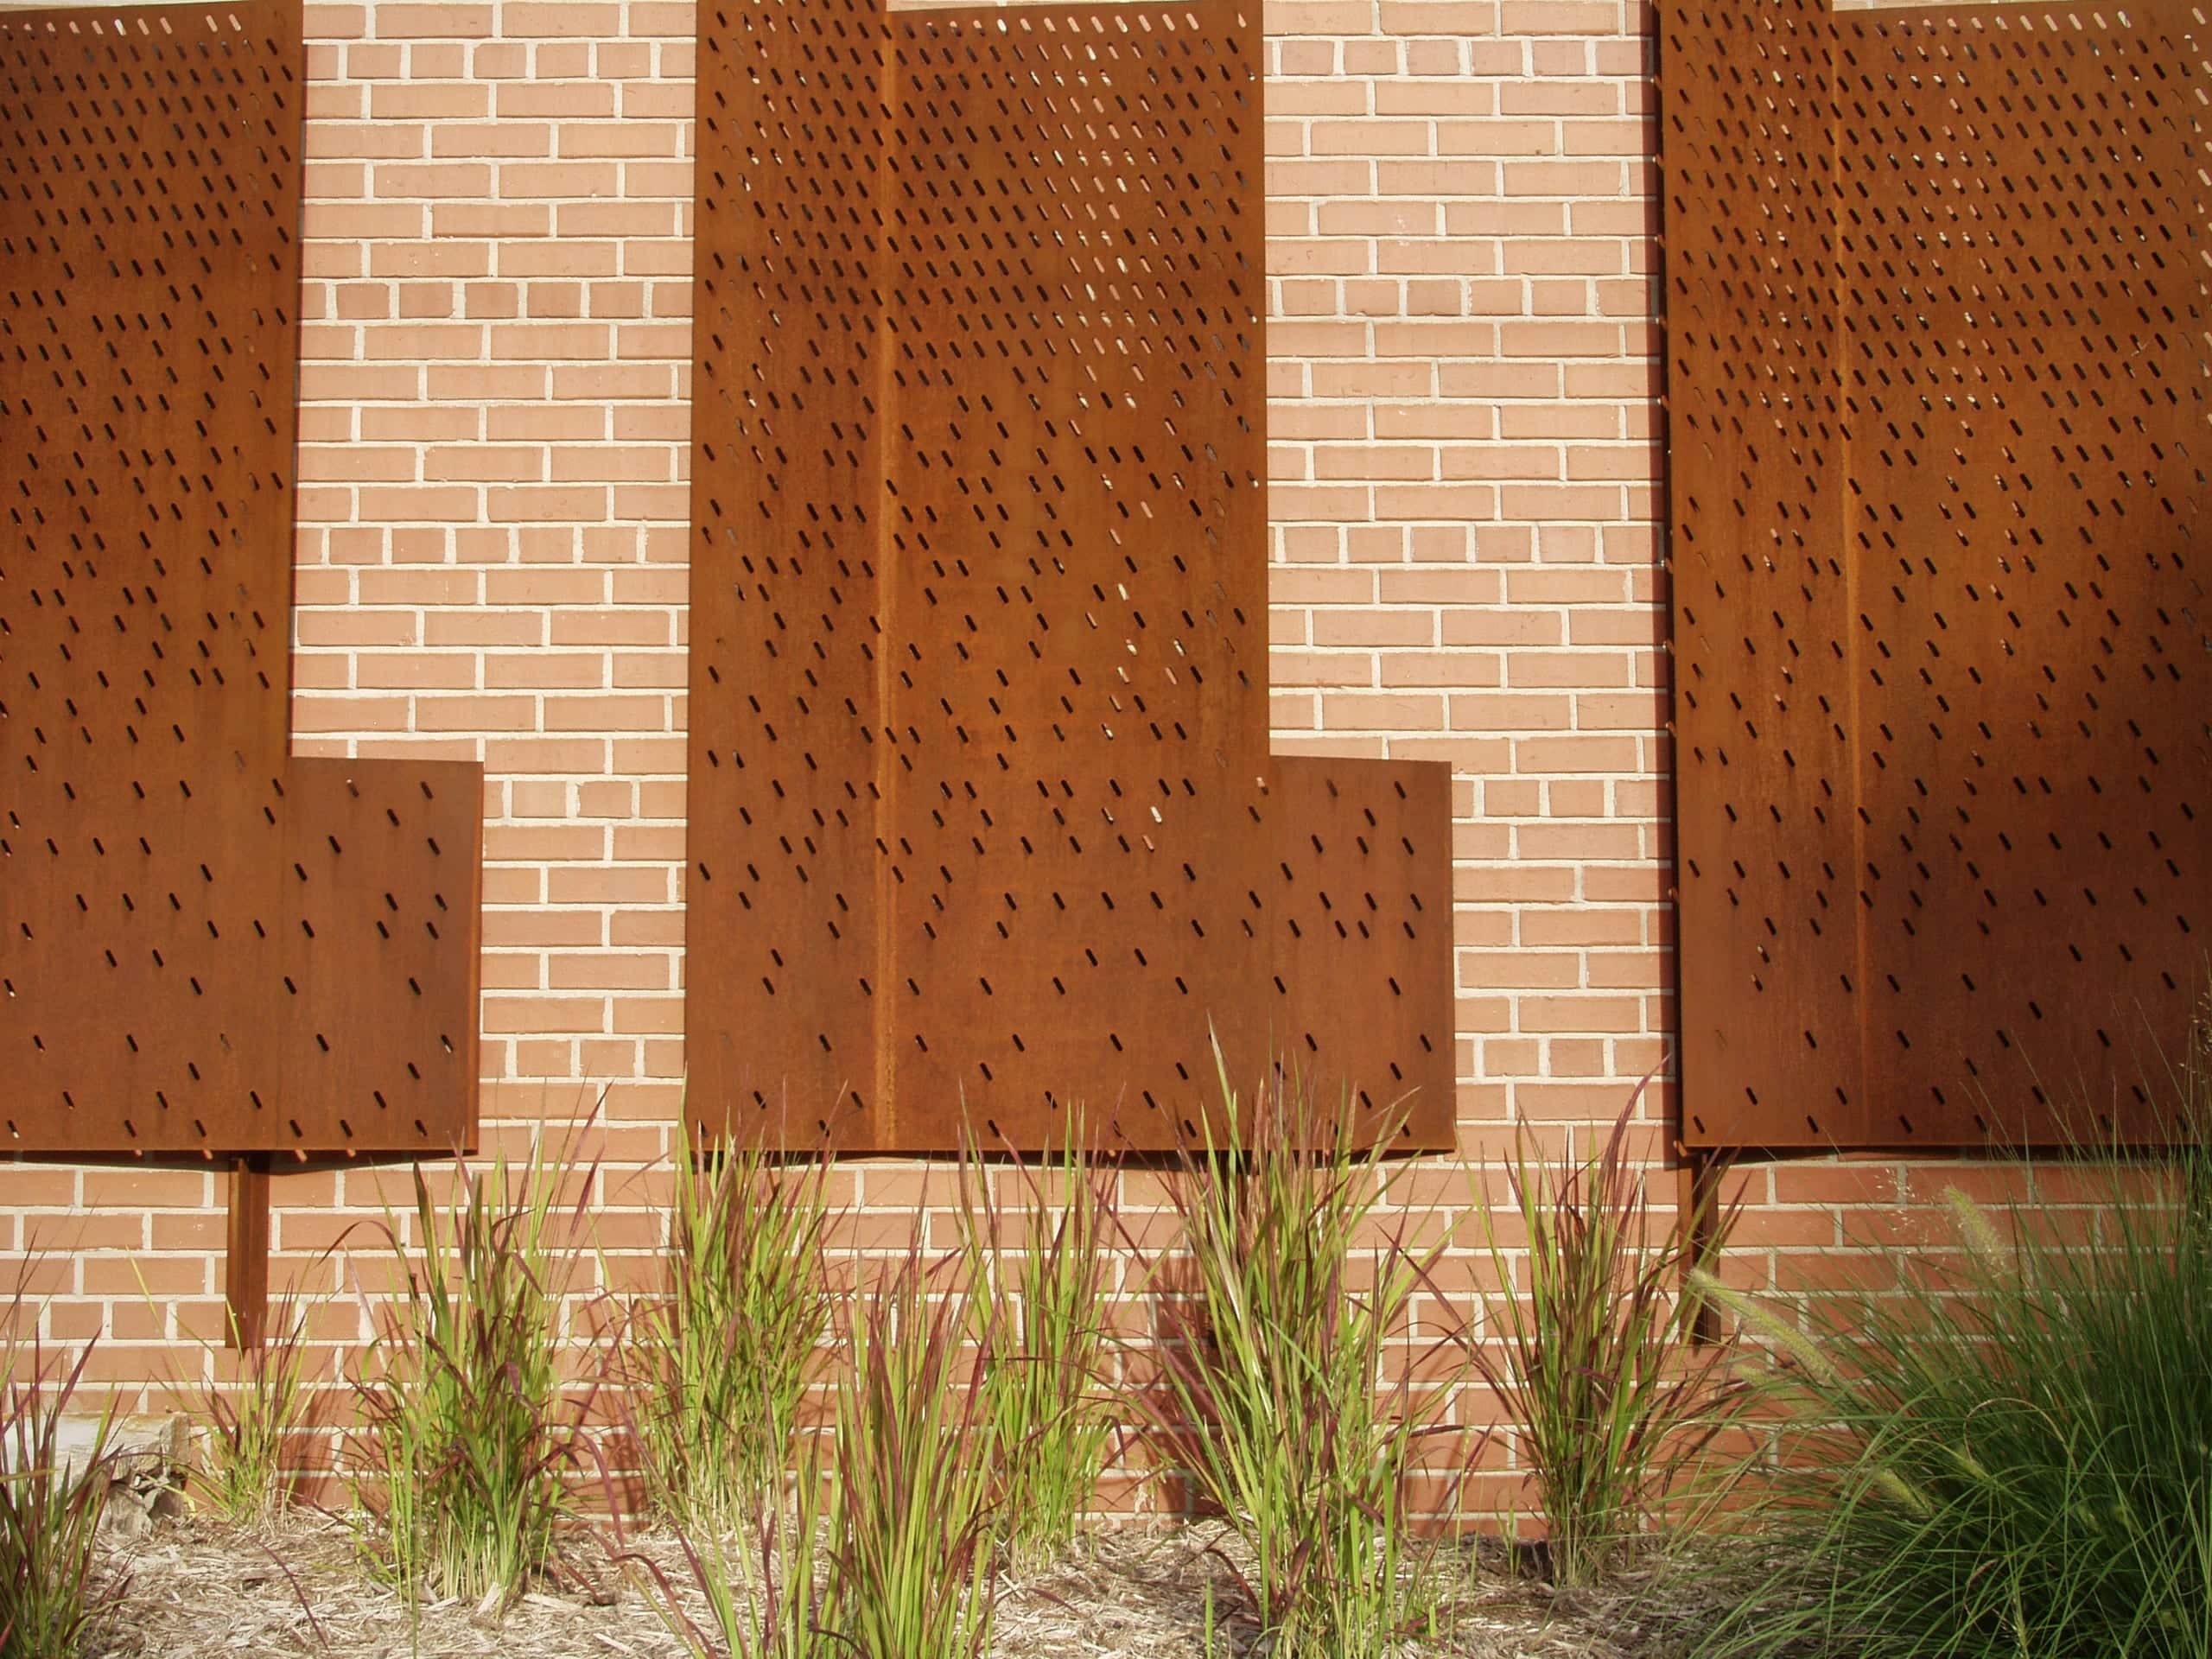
[957,1124,1120,1567]
[344,1129,609,1607]
[0,1278,121,1658]
[178,1274,330,1529]
[1457,1086,1744,1587]
[619,1433,832,1659]
[823,1234,1001,1659]
[617,1127,835,1534]
[1118,1059,1469,1658]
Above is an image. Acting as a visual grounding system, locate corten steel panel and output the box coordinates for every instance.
[0,2,483,1159]
[688,0,1456,1154]
[1664,0,2209,1148]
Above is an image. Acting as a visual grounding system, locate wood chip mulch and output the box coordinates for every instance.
[90,1512,1717,1658]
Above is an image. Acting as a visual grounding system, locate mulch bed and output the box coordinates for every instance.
[92,1512,1715,1657]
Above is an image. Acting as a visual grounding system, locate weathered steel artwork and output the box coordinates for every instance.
[0,2,484,1167]
[687,0,1457,1152]
[1665,0,2208,1147]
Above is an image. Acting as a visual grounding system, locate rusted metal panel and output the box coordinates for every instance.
[1664,0,2209,1147]
[0,2,483,1160]
[688,0,1458,1153]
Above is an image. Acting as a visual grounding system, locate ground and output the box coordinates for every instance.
[98,1515,1713,1657]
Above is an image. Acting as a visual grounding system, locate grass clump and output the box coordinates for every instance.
[630,1232,999,1659]
[630,1447,831,1659]
[0,1306,118,1659]
[823,1236,1001,1659]
[1460,1090,1743,1587]
[1125,1061,1460,1658]
[1693,1131,2212,1659]
[621,1128,834,1533]
[957,1128,1118,1567]
[346,1136,603,1606]
[187,1280,327,1529]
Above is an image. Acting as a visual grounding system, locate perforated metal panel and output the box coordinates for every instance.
[0,2,483,1158]
[688,0,1456,1153]
[1665,0,2209,1147]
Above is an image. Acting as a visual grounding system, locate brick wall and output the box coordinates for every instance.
[1,0,2021,1505]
